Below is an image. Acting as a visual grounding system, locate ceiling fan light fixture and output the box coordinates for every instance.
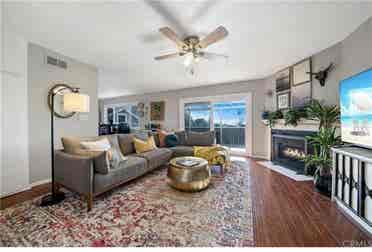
[155,25,229,76]
[183,54,194,67]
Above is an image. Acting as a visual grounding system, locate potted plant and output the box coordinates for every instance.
[304,127,341,196]
[283,107,307,127]
[306,99,340,129]
[267,110,283,128]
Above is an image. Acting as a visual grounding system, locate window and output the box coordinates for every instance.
[184,102,211,132]
[104,103,140,129]
[180,93,253,156]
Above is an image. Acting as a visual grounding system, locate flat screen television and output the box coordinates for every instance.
[340,68,372,149]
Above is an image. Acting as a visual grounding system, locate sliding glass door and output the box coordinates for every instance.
[184,102,211,132]
[213,101,246,150]
[181,94,251,156]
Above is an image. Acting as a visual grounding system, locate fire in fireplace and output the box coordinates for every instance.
[282,147,306,160]
[271,129,316,175]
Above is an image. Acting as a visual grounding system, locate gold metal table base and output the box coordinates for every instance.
[167,177,210,192]
[167,156,210,192]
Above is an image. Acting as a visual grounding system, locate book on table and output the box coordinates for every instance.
[176,159,200,167]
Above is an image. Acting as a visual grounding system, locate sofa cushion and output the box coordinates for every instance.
[117,134,136,155]
[186,131,215,146]
[150,132,161,147]
[169,146,194,157]
[136,148,172,170]
[175,131,186,145]
[94,156,147,194]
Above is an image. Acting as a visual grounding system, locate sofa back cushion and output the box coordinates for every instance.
[175,131,186,145]
[117,134,136,155]
[186,131,215,146]
[149,132,161,147]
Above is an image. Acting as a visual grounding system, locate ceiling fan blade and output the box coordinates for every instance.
[198,26,228,49]
[159,27,187,48]
[199,52,228,60]
[154,52,180,60]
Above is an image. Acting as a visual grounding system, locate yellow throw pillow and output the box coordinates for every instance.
[133,136,157,154]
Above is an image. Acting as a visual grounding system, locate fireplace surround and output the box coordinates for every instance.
[271,129,317,175]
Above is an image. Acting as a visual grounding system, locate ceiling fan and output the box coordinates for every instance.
[154,26,229,74]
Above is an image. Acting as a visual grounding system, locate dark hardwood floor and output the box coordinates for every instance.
[249,158,371,246]
[1,157,371,246]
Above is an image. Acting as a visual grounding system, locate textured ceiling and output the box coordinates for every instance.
[4,1,372,98]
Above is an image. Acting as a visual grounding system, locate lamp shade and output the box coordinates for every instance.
[63,92,90,113]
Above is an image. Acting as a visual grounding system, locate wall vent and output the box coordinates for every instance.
[46,56,67,69]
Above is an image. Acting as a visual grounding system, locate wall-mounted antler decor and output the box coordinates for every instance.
[307,63,334,87]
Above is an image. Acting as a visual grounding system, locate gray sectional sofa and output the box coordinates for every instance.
[55,131,215,211]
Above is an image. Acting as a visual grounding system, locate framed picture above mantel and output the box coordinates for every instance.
[275,57,312,110]
[275,68,291,92]
[277,91,290,110]
[292,58,312,86]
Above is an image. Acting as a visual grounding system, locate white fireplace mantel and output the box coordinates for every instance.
[262,119,320,131]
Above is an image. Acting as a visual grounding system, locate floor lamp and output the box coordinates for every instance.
[40,85,90,206]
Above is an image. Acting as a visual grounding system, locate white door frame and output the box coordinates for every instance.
[179,93,253,157]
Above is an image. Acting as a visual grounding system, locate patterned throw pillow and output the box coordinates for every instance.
[133,136,157,154]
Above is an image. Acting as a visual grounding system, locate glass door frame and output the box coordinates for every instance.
[179,93,253,157]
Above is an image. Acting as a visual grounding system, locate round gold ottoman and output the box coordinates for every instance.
[167,156,210,192]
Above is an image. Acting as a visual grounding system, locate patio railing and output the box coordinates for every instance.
[185,127,245,148]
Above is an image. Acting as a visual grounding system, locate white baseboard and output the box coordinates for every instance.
[30,179,51,188]
[0,185,31,198]
[0,179,51,199]
[336,199,372,235]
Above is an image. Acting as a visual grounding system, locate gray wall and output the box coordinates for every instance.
[341,16,372,80]
[28,43,98,183]
[264,16,372,109]
[100,79,269,158]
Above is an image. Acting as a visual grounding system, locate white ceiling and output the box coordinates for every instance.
[4,1,372,98]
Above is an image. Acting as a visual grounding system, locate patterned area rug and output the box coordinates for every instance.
[0,161,253,247]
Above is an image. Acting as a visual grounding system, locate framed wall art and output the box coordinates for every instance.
[277,92,290,110]
[291,81,312,108]
[150,101,165,121]
[276,67,291,92]
[293,58,312,86]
